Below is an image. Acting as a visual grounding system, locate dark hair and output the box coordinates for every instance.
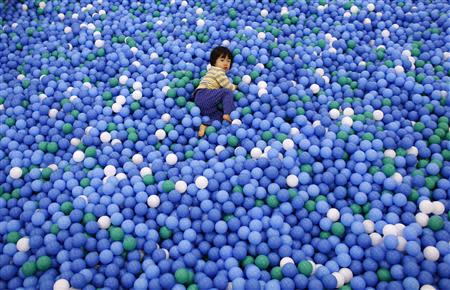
[210,46,234,68]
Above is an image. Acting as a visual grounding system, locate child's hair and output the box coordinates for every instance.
[210,46,234,68]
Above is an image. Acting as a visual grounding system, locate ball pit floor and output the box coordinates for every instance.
[1,0,450,290]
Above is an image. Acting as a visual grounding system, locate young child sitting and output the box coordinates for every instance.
[193,46,237,137]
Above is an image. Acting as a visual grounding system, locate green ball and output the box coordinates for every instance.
[62,123,73,134]
[266,195,279,208]
[83,213,96,224]
[123,236,137,251]
[331,222,345,237]
[305,200,316,212]
[241,256,254,267]
[255,255,270,270]
[41,168,52,180]
[85,146,96,157]
[175,268,193,285]
[36,256,52,271]
[50,224,59,235]
[159,226,172,239]
[228,136,239,147]
[21,261,37,277]
[110,227,124,241]
[109,78,119,87]
[60,201,73,215]
[7,231,21,243]
[298,260,313,276]
[271,266,283,280]
[428,216,444,231]
[143,174,155,185]
[162,180,175,192]
[47,142,58,153]
[377,268,392,282]
[382,164,396,176]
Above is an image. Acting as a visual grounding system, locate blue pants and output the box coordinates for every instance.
[194,88,235,125]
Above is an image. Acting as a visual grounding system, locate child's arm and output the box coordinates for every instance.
[216,72,235,91]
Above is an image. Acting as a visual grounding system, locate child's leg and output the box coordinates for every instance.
[218,89,235,115]
[195,89,232,123]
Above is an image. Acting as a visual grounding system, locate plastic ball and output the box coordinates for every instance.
[423,246,440,262]
[16,237,30,252]
[98,216,111,230]
[147,195,160,209]
[9,167,22,179]
[286,175,298,187]
[166,154,178,165]
[195,176,208,189]
[53,279,70,290]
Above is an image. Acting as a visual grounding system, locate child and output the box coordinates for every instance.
[193,46,237,137]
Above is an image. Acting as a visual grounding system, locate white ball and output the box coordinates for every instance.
[350,5,359,14]
[420,285,436,290]
[367,3,375,11]
[280,7,288,15]
[17,74,25,81]
[39,93,47,101]
[70,138,81,146]
[48,108,58,118]
[343,107,354,116]
[232,119,242,126]
[166,153,178,165]
[419,200,434,214]
[100,132,111,143]
[258,88,268,97]
[343,11,351,18]
[72,151,85,162]
[310,84,320,94]
[181,0,188,6]
[242,75,251,84]
[383,224,398,236]
[116,95,126,105]
[9,167,22,179]
[432,201,445,215]
[260,9,268,17]
[196,19,205,27]
[215,145,225,154]
[175,180,187,193]
[363,220,375,233]
[112,103,122,113]
[64,26,72,33]
[54,279,70,290]
[324,208,339,222]
[196,8,203,15]
[111,139,121,146]
[397,236,407,251]
[290,127,300,135]
[395,65,404,73]
[132,90,142,100]
[279,257,295,267]
[286,175,299,187]
[161,113,171,122]
[133,81,142,91]
[162,86,170,95]
[333,272,345,288]
[48,164,58,171]
[195,176,208,189]
[222,40,230,47]
[104,165,116,177]
[370,233,383,245]
[87,23,96,30]
[381,29,390,38]
[250,148,263,159]
[147,195,160,208]
[130,47,138,55]
[155,129,166,140]
[329,109,340,120]
[131,61,141,68]
[119,75,128,85]
[315,68,324,76]
[312,120,321,128]
[407,146,418,156]
[282,139,294,150]
[132,154,144,165]
[140,167,152,177]
[328,47,337,54]
[392,172,403,184]
[258,81,267,89]
[257,32,266,40]
[384,149,396,158]
[415,212,429,227]
[22,4,28,11]
[17,237,30,252]
[116,173,127,181]
[71,13,78,19]
[98,216,111,229]
[150,52,159,59]
[256,63,265,70]
[341,116,353,127]
[339,268,353,283]
[423,246,440,261]
[95,39,104,48]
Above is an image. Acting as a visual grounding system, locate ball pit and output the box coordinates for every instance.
[1,0,450,289]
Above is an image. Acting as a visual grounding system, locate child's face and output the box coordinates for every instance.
[215,55,232,71]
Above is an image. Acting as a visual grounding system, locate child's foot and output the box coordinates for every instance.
[223,114,232,123]
[198,124,207,137]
